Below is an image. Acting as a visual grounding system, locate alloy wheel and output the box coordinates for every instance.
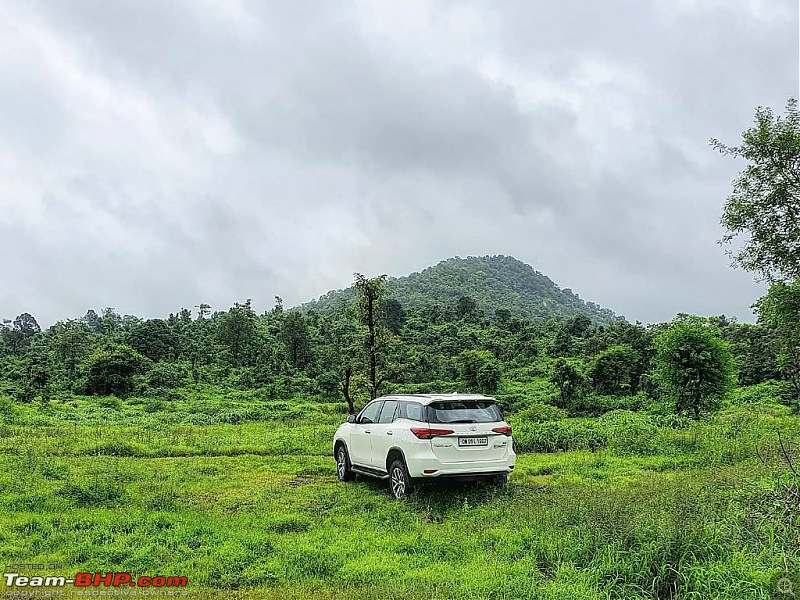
[391,466,406,498]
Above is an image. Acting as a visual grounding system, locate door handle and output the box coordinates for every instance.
[386,431,393,436]
[365,430,371,434]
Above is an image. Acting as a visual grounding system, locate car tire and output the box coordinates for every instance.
[335,445,354,482]
[388,458,413,500]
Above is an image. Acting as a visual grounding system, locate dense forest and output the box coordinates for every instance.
[0,255,795,420]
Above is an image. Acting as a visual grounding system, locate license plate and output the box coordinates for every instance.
[458,436,488,447]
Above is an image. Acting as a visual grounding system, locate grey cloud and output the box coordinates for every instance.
[0,0,796,326]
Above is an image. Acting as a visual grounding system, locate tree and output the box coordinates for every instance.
[549,314,594,357]
[494,308,512,327]
[589,345,638,396]
[13,313,41,336]
[719,320,780,385]
[126,319,177,362]
[50,320,94,387]
[713,98,800,281]
[82,309,104,333]
[281,311,310,368]
[652,318,736,419]
[22,342,52,402]
[101,307,122,335]
[84,345,148,397]
[550,358,587,409]
[455,295,478,320]
[196,303,212,319]
[354,273,388,399]
[2,313,41,355]
[457,349,501,393]
[755,281,800,408]
[216,300,257,366]
[318,305,362,413]
[381,298,406,334]
[563,314,592,337]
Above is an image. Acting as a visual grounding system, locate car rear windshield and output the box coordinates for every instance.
[426,401,502,424]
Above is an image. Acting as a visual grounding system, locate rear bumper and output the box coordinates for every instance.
[406,447,516,478]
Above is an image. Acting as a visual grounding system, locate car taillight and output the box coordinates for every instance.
[410,427,454,439]
[492,425,512,436]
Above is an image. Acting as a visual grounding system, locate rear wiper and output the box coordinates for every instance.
[449,420,476,424]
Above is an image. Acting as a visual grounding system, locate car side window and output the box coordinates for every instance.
[358,401,383,424]
[399,401,424,421]
[378,400,398,423]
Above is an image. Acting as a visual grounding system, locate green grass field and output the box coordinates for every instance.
[1,391,798,599]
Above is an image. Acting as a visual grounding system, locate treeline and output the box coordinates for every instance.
[0,280,796,419]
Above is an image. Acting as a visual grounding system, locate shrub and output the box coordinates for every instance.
[589,345,639,395]
[83,345,149,398]
[144,399,165,413]
[652,318,736,419]
[651,413,693,429]
[550,358,588,409]
[514,403,567,423]
[147,362,186,390]
[0,396,17,424]
[457,350,502,393]
[57,481,125,507]
[731,380,793,406]
[600,410,661,455]
[513,419,608,453]
[98,396,121,410]
[568,393,643,417]
[494,379,560,413]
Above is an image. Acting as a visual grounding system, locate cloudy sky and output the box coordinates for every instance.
[0,0,797,327]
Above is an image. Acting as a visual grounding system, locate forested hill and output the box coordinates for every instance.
[301,255,618,323]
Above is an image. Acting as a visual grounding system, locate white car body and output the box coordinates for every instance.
[332,393,515,497]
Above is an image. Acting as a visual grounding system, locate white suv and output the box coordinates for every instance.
[332,393,515,499]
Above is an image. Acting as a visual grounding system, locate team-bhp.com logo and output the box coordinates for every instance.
[4,572,188,588]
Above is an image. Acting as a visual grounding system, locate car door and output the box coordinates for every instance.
[369,400,398,470]
[349,401,382,467]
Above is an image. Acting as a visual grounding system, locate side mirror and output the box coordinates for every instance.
[347,414,357,424]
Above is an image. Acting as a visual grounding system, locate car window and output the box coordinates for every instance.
[359,401,383,424]
[399,401,425,421]
[378,400,398,423]
[426,401,502,424]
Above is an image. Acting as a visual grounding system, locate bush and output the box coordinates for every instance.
[589,345,639,395]
[600,410,661,455]
[57,481,125,507]
[144,399,165,413]
[457,350,502,393]
[651,413,693,429]
[731,380,793,406]
[147,362,186,390]
[569,393,643,417]
[494,379,560,413]
[0,396,17,424]
[550,358,588,409]
[84,345,149,398]
[513,419,608,453]
[652,319,736,419]
[514,403,567,423]
[98,396,121,410]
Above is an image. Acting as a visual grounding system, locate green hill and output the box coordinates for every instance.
[300,255,619,322]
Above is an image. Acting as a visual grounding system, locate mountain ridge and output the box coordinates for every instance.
[299,255,619,323]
